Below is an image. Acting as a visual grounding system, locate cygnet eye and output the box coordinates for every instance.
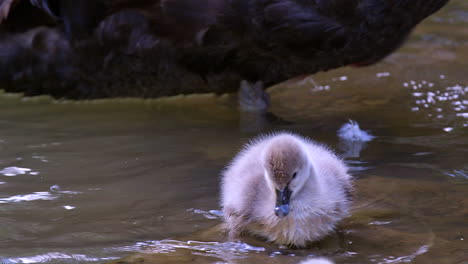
[292,172,297,179]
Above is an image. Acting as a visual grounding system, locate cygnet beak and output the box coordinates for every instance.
[274,187,291,218]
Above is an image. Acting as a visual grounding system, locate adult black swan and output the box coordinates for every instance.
[0,0,450,110]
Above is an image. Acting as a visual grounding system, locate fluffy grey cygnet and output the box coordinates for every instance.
[221,132,352,247]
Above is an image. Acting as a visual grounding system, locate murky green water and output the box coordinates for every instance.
[1,1,467,264]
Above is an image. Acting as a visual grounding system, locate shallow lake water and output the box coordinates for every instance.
[1,1,467,264]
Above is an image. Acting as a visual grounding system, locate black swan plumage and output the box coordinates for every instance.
[0,0,450,103]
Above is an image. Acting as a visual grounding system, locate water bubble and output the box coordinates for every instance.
[376,72,390,78]
[32,155,48,162]
[311,85,331,92]
[50,185,61,192]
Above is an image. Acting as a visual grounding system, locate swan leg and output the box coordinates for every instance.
[238,80,270,112]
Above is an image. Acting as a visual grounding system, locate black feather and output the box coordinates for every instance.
[0,0,451,98]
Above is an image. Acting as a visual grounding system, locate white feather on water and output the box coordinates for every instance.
[338,120,374,159]
[338,120,374,142]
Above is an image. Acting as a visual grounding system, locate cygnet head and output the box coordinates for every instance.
[262,135,310,218]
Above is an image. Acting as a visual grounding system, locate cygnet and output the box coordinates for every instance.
[221,132,352,247]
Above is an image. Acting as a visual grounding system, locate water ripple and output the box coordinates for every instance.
[117,240,265,258]
[0,166,38,177]
[443,168,468,183]
[376,245,431,264]
[0,187,82,204]
[0,192,57,203]
[2,252,118,264]
[187,208,223,220]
